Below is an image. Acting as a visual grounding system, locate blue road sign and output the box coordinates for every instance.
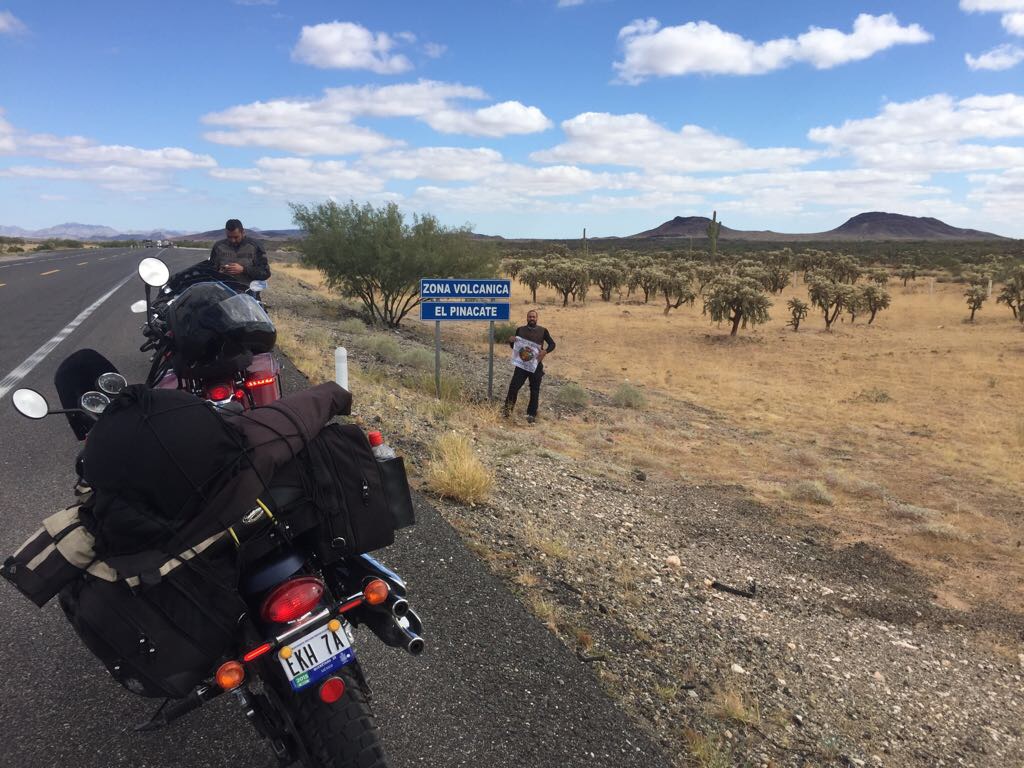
[420,278,511,299]
[421,301,511,321]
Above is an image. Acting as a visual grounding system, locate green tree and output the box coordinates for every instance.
[703,275,771,336]
[501,257,525,280]
[964,285,986,322]
[787,297,809,331]
[291,200,494,327]
[869,269,890,286]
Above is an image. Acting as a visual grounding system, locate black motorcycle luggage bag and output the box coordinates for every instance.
[235,424,414,564]
[59,535,245,699]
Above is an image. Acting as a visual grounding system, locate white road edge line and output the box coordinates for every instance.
[0,272,135,401]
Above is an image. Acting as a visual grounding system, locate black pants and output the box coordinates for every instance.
[505,363,544,416]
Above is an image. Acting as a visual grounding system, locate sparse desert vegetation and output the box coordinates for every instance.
[269,246,1024,767]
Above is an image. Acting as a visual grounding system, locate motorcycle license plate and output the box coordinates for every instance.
[278,624,355,691]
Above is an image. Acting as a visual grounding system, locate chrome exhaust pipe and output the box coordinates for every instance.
[394,609,424,655]
[389,596,409,618]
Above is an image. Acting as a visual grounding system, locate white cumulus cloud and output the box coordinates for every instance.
[1002,12,1024,34]
[202,81,551,150]
[292,21,413,74]
[0,10,27,36]
[615,14,932,82]
[959,1,1024,11]
[966,44,1024,69]
[532,112,820,172]
[809,93,1024,171]
[211,157,387,199]
[425,101,552,137]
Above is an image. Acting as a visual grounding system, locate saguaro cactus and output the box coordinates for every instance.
[707,210,722,262]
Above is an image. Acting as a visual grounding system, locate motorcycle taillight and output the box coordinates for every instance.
[245,375,277,388]
[261,577,326,623]
[206,383,232,401]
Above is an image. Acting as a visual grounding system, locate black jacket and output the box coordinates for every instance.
[209,236,271,281]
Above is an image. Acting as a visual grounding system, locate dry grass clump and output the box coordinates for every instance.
[361,334,401,362]
[853,387,893,403]
[787,480,835,506]
[337,317,367,334]
[424,431,493,504]
[407,371,464,401]
[824,470,886,499]
[611,382,646,409]
[887,500,942,521]
[915,521,971,541]
[554,382,589,410]
[709,686,762,726]
[397,347,434,370]
[682,729,732,768]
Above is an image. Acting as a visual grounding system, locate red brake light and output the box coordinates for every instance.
[207,383,232,401]
[245,375,277,388]
[260,577,325,623]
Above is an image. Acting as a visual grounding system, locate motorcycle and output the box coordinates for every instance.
[6,350,422,768]
[132,257,282,409]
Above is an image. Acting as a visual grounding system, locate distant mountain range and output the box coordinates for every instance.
[0,222,302,241]
[629,212,1008,241]
[0,212,1012,243]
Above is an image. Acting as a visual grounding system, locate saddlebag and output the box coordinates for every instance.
[59,533,245,699]
[233,424,415,565]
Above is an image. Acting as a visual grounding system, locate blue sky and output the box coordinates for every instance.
[1,1,1023,237]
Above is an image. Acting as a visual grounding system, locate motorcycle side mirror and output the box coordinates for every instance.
[249,280,268,292]
[12,389,49,420]
[97,372,127,395]
[138,257,170,287]
[130,300,147,313]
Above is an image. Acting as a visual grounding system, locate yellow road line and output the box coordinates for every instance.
[0,283,6,288]
[40,269,59,276]
[77,261,88,266]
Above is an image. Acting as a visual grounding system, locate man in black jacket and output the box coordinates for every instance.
[503,309,556,423]
[209,219,271,282]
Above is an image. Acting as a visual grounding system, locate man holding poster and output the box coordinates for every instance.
[503,309,556,423]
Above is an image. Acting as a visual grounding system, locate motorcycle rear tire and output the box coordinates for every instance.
[288,665,390,768]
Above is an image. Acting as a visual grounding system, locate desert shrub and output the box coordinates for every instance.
[914,522,970,541]
[397,347,434,370]
[408,371,463,401]
[824,471,886,499]
[887,501,942,521]
[337,317,367,334]
[488,322,518,344]
[787,480,834,505]
[855,387,892,403]
[555,382,589,410]
[611,382,646,409]
[425,432,494,504]
[361,334,401,362]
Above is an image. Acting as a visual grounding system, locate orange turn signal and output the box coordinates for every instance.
[216,661,246,690]
[363,578,390,606]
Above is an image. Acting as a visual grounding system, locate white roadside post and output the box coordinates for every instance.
[335,347,348,390]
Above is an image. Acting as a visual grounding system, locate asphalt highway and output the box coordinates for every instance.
[0,248,668,767]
